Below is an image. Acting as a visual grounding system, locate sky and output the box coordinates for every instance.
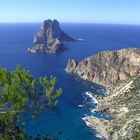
[0,0,140,24]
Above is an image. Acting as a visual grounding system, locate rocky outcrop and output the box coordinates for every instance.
[28,19,75,54]
[66,48,140,139]
[84,117,110,140]
[66,48,140,89]
[85,75,140,140]
[65,59,78,73]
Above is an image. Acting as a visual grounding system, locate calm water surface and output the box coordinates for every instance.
[0,23,140,140]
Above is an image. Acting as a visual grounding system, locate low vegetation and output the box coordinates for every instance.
[0,65,62,139]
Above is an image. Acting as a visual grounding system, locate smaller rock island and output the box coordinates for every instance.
[28,19,75,54]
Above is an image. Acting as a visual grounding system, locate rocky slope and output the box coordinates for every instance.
[85,75,140,140]
[28,19,75,54]
[66,48,140,89]
[66,48,140,140]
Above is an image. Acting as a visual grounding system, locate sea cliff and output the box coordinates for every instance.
[85,75,140,140]
[66,48,140,139]
[66,48,140,89]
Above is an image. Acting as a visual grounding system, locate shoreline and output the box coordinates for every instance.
[65,48,140,139]
[82,75,140,140]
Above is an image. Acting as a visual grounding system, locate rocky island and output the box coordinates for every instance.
[28,19,75,54]
[66,48,140,140]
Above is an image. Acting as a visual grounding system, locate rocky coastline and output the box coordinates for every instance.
[66,48,140,140]
[66,48,140,89]
[28,19,75,54]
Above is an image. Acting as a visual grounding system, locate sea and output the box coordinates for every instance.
[0,23,140,140]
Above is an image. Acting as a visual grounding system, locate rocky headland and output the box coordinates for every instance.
[66,48,140,140]
[66,48,140,89]
[28,19,75,54]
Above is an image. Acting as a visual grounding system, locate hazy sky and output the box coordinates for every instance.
[0,0,140,24]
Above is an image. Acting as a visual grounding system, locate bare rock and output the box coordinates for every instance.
[28,19,75,54]
[66,48,140,88]
[66,59,78,73]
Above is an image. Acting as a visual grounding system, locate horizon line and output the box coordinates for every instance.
[0,22,140,26]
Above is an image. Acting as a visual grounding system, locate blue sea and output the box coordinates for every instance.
[0,23,140,140]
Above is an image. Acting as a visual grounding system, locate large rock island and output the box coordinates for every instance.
[66,48,140,140]
[28,19,75,54]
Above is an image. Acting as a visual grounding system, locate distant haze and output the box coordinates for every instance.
[1,0,140,25]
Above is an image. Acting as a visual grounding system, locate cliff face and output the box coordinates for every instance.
[66,48,140,88]
[28,19,75,54]
[66,48,140,140]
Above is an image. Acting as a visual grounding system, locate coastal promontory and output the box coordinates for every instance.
[66,48,140,140]
[28,19,75,54]
[66,48,140,88]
